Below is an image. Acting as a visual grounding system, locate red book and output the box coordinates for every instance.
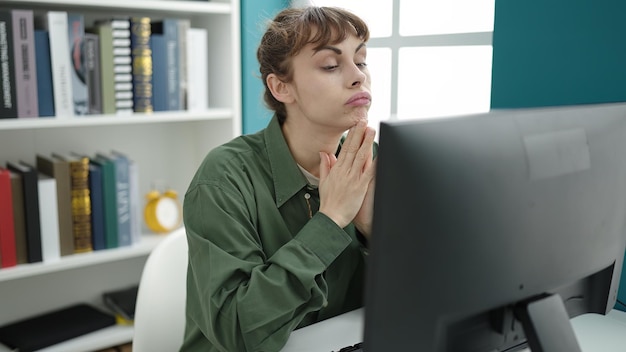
[0,167,17,268]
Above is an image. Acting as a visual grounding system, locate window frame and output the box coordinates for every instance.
[298,0,494,122]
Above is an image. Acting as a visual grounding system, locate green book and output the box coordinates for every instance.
[94,21,115,114]
[91,155,118,248]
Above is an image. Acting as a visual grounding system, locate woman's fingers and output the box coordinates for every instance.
[336,120,368,168]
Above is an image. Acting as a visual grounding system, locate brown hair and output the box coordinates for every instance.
[257,6,370,123]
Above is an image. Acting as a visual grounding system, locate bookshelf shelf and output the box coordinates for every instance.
[0,233,166,283]
[0,109,232,130]
[1,0,230,15]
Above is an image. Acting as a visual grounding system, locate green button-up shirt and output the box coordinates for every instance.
[180,116,367,352]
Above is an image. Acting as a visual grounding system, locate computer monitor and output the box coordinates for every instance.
[363,102,626,351]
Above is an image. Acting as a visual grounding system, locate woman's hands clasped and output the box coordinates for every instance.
[319,120,376,238]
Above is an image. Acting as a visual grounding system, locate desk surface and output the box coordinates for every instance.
[282,308,626,352]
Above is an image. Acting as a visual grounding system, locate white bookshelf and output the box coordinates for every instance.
[0,0,241,350]
[0,233,164,283]
[0,109,232,130]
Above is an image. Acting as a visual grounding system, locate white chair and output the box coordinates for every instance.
[133,227,188,352]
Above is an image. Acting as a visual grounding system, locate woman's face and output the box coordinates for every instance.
[286,34,371,130]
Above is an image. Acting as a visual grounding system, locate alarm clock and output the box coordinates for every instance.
[144,188,182,233]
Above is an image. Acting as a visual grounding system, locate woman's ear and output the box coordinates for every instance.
[266,74,294,104]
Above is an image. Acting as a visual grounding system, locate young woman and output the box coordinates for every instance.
[181,6,376,351]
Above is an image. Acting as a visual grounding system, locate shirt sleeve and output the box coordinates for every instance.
[183,179,352,352]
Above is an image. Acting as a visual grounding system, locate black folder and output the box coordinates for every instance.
[0,303,116,352]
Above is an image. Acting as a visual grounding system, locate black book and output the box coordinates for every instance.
[0,304,116,352]
[6,161,42,263]
[0,11,17,118]
[103,285,138,321]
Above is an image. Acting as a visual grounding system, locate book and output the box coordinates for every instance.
[91,155,118,249]
[84,32,102,114]
[109,18,133,114]
[34,30,55,117]
[97,151,131,247]
[151,19,180,111]
[111,151,133,247]
[36,154,74,256]
[0,11,17,118]
[6,161,42,263]
[39,11,74,118]
[88,162,106,250]
[177,19,190,110]
[102,285,138,321]
[0,303,116,352]
[52,153,92,253]
[0,167,17,268]
[150,33,167,112]
[67,13,88,115]
[92,21,115,114]
[130,17,153,113]
[38,174,61,262]
[11,9,39,118]
[129,160,141,244]
[8,170,27,264]
[186,27,208,111]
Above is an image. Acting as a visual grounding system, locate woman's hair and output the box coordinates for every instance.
[257,6,370,123]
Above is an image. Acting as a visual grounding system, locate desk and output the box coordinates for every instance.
[282,308,626,351]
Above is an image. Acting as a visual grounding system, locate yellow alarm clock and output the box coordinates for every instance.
[144,188,182,233]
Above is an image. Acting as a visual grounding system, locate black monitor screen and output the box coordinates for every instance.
[364,103,626,351]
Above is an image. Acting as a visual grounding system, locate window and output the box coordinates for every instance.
[300,0,495,129]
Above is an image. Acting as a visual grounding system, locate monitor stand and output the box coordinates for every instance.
[516,294,582,352]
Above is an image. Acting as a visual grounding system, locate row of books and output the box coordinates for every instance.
[0,151,142,269]
[0,9,208,119]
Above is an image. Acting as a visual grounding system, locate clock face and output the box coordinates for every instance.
[155,197,181,230]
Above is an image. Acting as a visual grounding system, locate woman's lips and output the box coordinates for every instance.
[345,92,372,107]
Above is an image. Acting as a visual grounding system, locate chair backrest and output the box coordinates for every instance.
[133,227,188,352]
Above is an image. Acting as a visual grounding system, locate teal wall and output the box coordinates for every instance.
[491,0,626,109]
[241,0,290,134]
[490,0,626,311]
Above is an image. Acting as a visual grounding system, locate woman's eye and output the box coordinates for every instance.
[356,62,368,68]
[323,65,339,71]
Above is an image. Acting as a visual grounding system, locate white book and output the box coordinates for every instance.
[186,28,209,111]
[178,19,190,110]
[129,161,141,244]
[38,174,61,262]
[45,11,74,118]
[67,13,88,116]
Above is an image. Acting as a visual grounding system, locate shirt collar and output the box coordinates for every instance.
[264,116,309,207]
[297,164,320,187]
